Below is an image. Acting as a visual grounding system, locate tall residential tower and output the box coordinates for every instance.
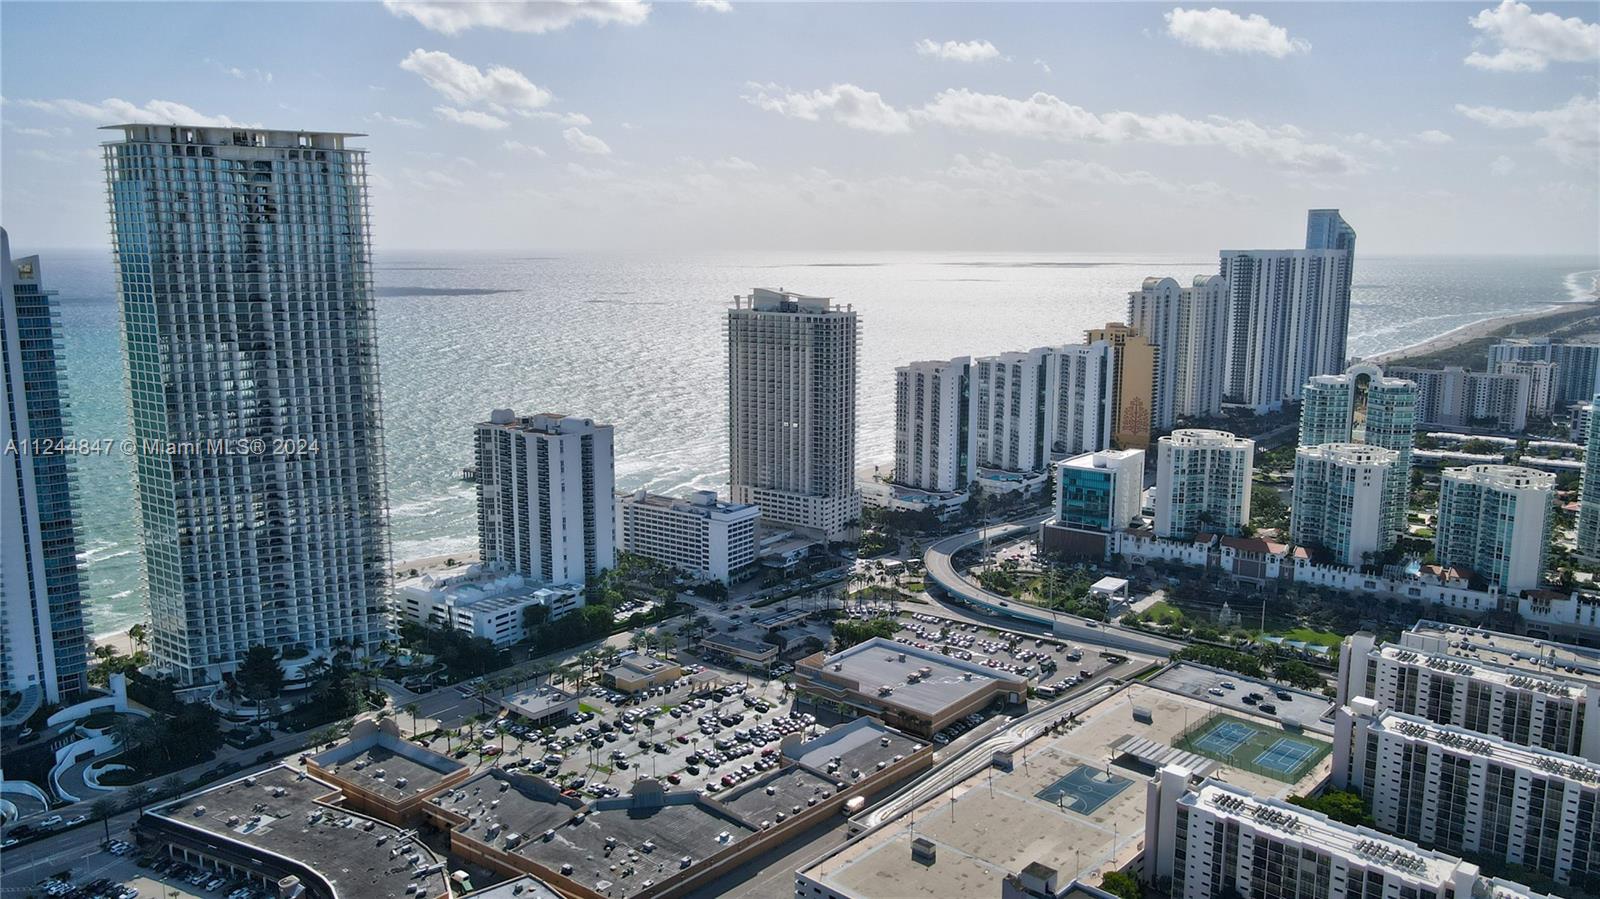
[892,356,972,493]
[727,289,859,540]
[1,230,88,703]
[104,125,390,682]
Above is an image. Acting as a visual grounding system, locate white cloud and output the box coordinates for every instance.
[1414,129,1455,144]
[1464,1,1599,72]
[1490,154,1518,175]
[4,123,70,137]
[1164,7,1310,58]
[693,0,731,11]
[400,49,552,111]
[1346,132,1393,154]
[502,140,548,157]
[525,110,592,126]
[434,105,510,130]
[912,88,1360,174]
[713,156,758,171]
[741,82,911,134]
[914,39,1002,63]
[366,112,423,128]
[563,126,612,155]
[17,98,257,128]
[942,151,1228,201]
[205,58,273,83]
[566,162,617,180]
[383,0,650,34]
[1455,95,1599,166]
[1033,58,1053,74]
[402,167,465,190]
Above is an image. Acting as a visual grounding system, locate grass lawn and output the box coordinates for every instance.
[1279,627,1343,650]
[1141,600,1186,626]
[579,702,599,714]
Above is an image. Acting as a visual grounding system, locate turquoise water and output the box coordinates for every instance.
[30,249,1600,635]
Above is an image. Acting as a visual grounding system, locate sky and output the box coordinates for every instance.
[2,1,1596,255]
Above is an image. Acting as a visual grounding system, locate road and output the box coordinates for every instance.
[921,517,1185,656]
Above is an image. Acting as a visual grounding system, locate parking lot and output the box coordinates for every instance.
[1150,662,1335,731]
[21,838,234,899]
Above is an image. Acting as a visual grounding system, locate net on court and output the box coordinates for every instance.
[1173,713,1330,783]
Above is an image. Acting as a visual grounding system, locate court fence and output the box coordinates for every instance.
[1170,711,1331,784]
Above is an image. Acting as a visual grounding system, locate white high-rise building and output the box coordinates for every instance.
[1291,443,1398,568]
[1127,274,1229,426]
[1153,429,1254,539]
[616,489,759,584]
[1,230,88,703]
[1386,365,1530,433]
[1220,209,1356,413]
[104,124,390,683]
[1436,465,1553,593]
[1299,363,1417,546]
[1494,358,1556,418]
[1144,765,1553,899]
[1579,393,1600,559]
[476,411,616,587]
[893,357,972,493]
[1335,700,1600,889]
[728,289,859,540]
[1046,341,1116,458]
[1336,632,1600,761]
[972,348,1052,474]
[1489,337,1600,408]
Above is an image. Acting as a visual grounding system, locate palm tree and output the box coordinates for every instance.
[403,702,421,735]
[91,796,120,844]
[128,623,148,653]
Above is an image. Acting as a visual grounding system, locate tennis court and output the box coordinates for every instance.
[1173,714,1331,783]
[1036,765,1132,815]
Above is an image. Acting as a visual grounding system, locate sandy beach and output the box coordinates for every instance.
[1363,301,1599,366]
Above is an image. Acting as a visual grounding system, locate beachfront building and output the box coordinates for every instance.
[0,230,87,703]
[1489,337,1600,408]
[1336,631,1600,761]
[728,288,859,540]
[1126,275,1230,427]
[1039,449,1145,560]
[104,124,390,683]
[1385,365,1530,433]
[1298,363,1417,546]
[1335,699,1600,890]
[972,348,1053,475]
[1084,323,1156,450]
[1144,766,1553,899]
[475,411,616,587]
[1047,341,1116,458]
[396,565,584,647]
[1219,209,1357,414]
[1435,464,1554,593]
[615,488,759,583]
[1495,359,1557,418]
[1291,443,1399,568]
[1153,429,1253,540]
[893,356,972,493]
[1580,395,1600,560]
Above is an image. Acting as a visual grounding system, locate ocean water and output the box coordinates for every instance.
[32,249,1599,636]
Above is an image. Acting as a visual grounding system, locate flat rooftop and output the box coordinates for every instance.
[436,771,757,899]
[784,716,926,779]
[149,766,450,899]
[1374,643,1585,699]
[717,766,840,823]
[1406,621,1600,686]
[702,634,776,655]
[805,638,1024,717]
[798,683,1325,899]
[1374,709,1600,785]
[462,875,564,899]
[501,684,579,721]
[309,725,466,804]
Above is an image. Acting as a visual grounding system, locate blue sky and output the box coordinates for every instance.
[2,1,1596,254]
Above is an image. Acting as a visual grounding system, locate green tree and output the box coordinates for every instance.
[125,783,155,813]
[91,796,120,843]
[1289,789,1372,827]
[1100,870,1142,899]
[236,645,285,706]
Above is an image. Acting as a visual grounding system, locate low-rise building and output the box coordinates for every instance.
[616,489,759,584]
[1335,699,1600,889]
[499,682,580,727]
[700,633,780,668]
[136,765,453,899]
[304,718,471,826]
[398,565,584,646]
[791,637,1026,737]
[604,652,683,693]
[1144,766,1553,899]
[426,718,931,899]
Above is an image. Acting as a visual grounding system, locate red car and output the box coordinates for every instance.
[676,735,690,744]
[667,773,683,785]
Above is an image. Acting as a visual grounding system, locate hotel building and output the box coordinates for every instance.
[103,124,390,682]
[1435,465,1553,594]
[1385,365,1530,433]
[728,289,859,540]
[615,488,759,583]
[1298,362,1417,547]
[1153,429,1254,540]
[1085,323,1156,450]
[1039,449,1145,560]
[0,230,88,702]
[475,410,616,587]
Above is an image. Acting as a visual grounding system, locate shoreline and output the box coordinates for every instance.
[1364,300,1600,368]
